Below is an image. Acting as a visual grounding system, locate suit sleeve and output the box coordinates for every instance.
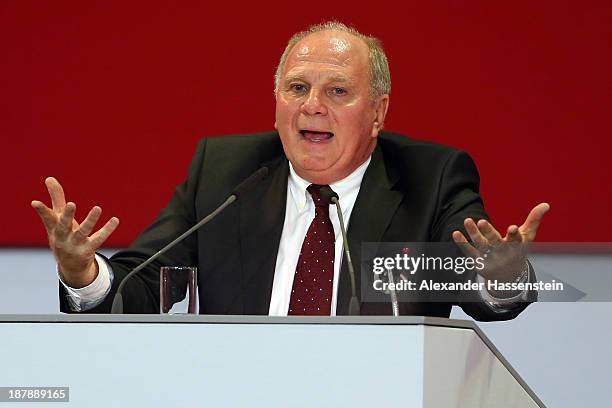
[431,149,535,321]
[59,138,208,313]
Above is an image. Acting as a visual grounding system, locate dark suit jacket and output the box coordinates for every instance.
[60,131,533,320]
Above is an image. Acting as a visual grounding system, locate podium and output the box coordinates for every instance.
[0,315,544,407]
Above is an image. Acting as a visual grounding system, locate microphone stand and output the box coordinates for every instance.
[319,185,360,316]
[385,268,400,317]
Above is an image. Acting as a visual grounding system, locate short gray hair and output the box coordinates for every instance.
[274,21,391,98]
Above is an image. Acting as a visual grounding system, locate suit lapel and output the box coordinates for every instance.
[336,145,403,314]
[239,156,288,314]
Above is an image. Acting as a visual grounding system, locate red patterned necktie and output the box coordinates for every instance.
[288,184,335,315]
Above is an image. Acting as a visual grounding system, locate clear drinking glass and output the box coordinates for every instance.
[160,266,198,314]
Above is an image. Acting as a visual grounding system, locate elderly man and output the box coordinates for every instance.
[32,22,548,318]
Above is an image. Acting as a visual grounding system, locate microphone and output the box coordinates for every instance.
[111,166,269,314]
[319,186,360,316]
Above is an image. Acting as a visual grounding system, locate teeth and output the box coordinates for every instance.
[301,131,333,142]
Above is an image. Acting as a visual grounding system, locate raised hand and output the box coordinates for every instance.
[31,177,119,288]
[452,203,550,283]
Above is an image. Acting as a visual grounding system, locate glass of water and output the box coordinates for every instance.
[160,266,198,314]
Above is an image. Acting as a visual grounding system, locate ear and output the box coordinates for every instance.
[274,120,278,130]
[371,94,390,137]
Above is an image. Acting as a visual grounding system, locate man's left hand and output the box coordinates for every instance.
[452,203,550,284]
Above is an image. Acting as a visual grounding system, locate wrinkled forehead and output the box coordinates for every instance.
[284,30,369,73]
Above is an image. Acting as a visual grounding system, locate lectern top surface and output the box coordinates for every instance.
[0,314,475,328]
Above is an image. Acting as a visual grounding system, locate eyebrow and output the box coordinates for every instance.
[283,73,355,86]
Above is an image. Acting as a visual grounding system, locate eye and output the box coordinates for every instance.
[330,87,346,96]
[289,83,307,93]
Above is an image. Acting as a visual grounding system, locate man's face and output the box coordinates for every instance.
[275,30,389,184]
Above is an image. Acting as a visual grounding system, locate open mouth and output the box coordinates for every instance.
[299,129,334,143]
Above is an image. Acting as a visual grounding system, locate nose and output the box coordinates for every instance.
[300,88,328,116]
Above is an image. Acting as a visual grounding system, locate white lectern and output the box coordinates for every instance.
[0,315,544,407]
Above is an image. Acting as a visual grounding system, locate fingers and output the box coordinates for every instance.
[452,230,480,258]
[89,217,120,248]
[35,176,119,250]
[464,218,489,249]
[56,202,76,239]
[506,225,522,243]
[452,230,467,244]
[477,219,502,245]
[33,194,117,241]
[77,206,102,237]
[45,177,67,213]
[519,202,550,241]
[31,200,57,233]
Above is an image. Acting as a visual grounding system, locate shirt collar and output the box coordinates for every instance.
[288,156,372,212]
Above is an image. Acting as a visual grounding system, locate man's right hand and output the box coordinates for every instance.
[31,177,119,288]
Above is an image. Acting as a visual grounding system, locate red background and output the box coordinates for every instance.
[3,1,611,246]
